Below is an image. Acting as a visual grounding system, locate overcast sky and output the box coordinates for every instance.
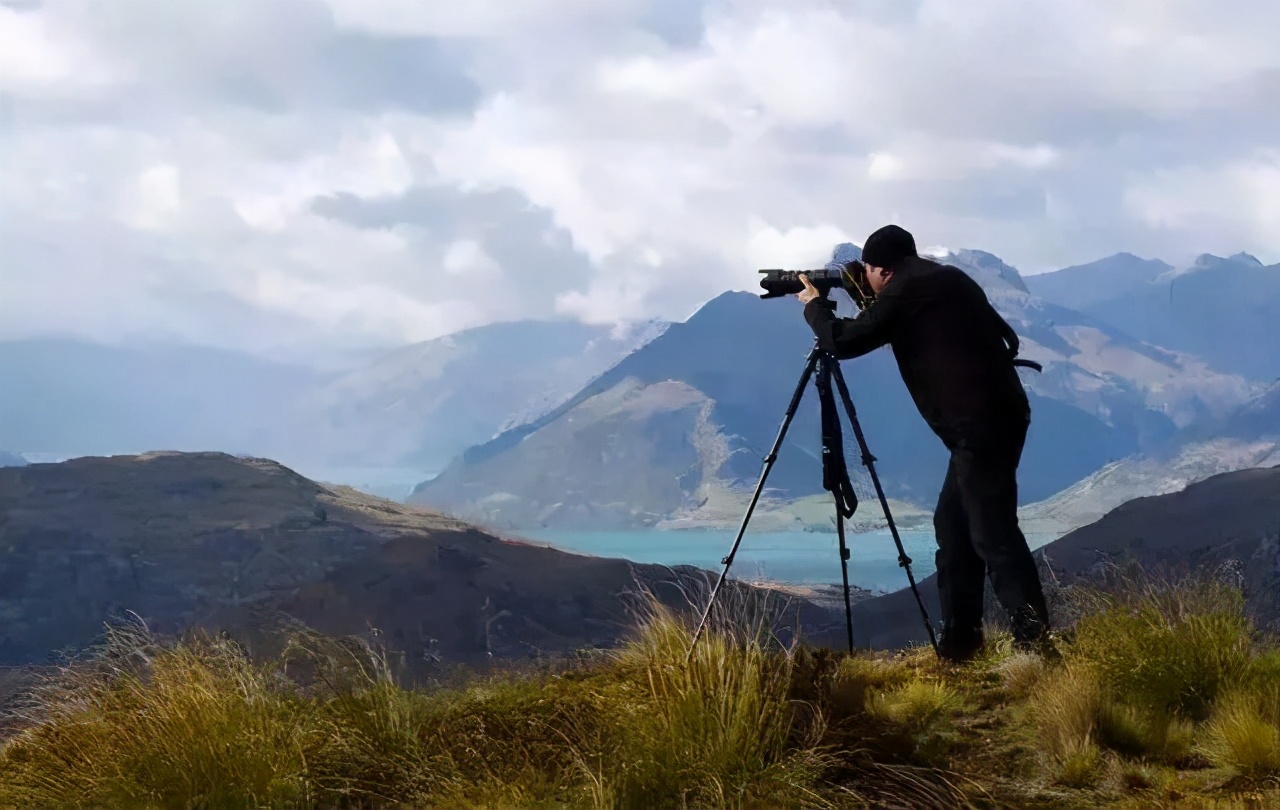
[3,0,1278,361]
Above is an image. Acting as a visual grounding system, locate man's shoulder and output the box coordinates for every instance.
[897,256,966,287]
[897,257,989,304]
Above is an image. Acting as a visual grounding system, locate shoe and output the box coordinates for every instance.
[1013,631,1062,662]
[937,624,985,664]
[1011,613,1061,661]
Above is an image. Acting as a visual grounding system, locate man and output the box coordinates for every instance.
[797,224,1051,662]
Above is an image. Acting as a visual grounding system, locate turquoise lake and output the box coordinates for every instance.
[508,529,1062,593]
[510,529,937,593]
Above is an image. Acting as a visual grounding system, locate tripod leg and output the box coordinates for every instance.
[828,360,940,657]
[686,345,821,661]
[835,506,855,653]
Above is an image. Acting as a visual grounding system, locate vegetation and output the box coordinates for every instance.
[1,570,1278,809]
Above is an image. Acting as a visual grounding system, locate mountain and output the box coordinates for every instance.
[0,339,323,461]
[411,247,1258,530]
[947,249,1259,432]
[0,320,667,476]
[1029,252,1280,381]
[0,451,26,467]
[1024,252,1173,311]
[850,464,1280,650]
[0,452,834,673]
[1013,373,1280,542]
[296,318,668,467]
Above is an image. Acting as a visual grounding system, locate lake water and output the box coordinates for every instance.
[510,528,943,593]
[509,527,1063,593]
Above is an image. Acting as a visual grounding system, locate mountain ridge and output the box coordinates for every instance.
[411,246,1264,530]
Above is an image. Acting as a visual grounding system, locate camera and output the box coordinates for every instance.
[757,260,875,308]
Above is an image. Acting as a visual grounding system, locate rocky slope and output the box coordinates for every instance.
[411,246,1259,530]
[847,464,1280,651]
[0,452,836,676]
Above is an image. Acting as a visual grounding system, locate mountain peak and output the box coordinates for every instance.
[939,249,1031,294]
[1190,252,1262,268]
[828,242,862,266]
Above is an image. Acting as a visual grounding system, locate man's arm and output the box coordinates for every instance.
[803,278,902,359]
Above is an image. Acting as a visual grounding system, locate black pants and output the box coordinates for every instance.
[932,415,1049,639]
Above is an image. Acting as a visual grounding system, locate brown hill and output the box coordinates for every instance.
[0,452,838,677]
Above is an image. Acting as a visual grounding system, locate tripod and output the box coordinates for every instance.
[686,340,939,660]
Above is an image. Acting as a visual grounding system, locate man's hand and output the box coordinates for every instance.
[797,273,822,305]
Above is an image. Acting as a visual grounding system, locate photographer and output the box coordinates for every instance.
[797,224,1052,662]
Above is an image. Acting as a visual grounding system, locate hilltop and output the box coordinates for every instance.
[0,452,838,675]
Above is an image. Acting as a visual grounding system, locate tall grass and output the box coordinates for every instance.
[1064,572,1255,720]
[604,591,833,808]
[1,567,1278,808]
[0,588,846,809]
[1027,569,1280,790]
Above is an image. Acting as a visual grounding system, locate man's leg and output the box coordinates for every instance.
[933,456,989,660]
[950,426,1050,646]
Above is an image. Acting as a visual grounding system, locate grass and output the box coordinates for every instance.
[1,569,1278,809]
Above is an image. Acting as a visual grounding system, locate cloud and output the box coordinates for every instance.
[2,0,1278,361]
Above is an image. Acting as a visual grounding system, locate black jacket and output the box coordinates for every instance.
[804,256,1032,449]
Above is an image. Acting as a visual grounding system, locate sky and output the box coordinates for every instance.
[2,0,1278,363]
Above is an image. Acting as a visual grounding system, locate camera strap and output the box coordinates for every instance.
[816,355,858,519]
[1013,358,1043,372]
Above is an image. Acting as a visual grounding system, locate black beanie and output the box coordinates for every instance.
[861,224,917,269]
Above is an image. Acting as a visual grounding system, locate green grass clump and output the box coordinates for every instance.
[602,597,831,809]
[0,624,314,808]
[1065,575,1255,721]
[1027,662,1107,783]
[1199,685,1280,778]
[865,679,963,764]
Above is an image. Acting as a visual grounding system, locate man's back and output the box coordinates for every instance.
[885,257,1028,445]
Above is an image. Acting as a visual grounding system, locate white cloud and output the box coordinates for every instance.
[0,4,131,96]
[2,0,1279,359]
[119,164,181,231]
[746,222,853,269]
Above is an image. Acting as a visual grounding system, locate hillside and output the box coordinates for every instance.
[850,464,1280,651]
[411,247,1258,529]
[0,452,835,674]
